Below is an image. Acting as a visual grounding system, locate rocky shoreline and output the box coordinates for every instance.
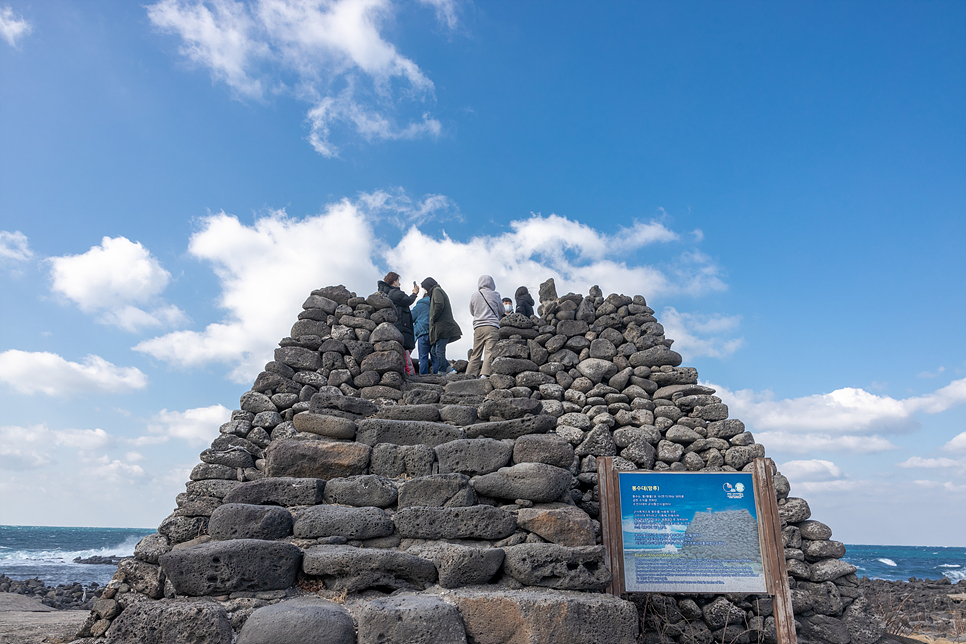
[860,576,966,641]
[0,574,104,611]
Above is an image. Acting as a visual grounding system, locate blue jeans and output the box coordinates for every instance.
[430,338,449,374]
[417,335,433,374]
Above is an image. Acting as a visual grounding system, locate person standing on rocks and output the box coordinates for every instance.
[421,277,461,374]
[467,275,503,378]
[515,285,535,318]
[377,272,418,363]
[411,288,434,374]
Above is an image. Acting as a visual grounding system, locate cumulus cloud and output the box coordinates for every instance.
[0,350,148,396]
[779,459,844,481]
[0,6,31,48]
[711,377,966,455]
[80,455,147,485]
[717,378,966,435]
[48,236,188,332]
[660,307,744,360]
[945,431,966,453]
[0,230,32,262]
[148,0,443,157]
[142,405,232,446]
[135,196,717,382]
[0,424,115,470]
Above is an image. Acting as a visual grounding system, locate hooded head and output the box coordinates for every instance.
[420,277,439,292]
[478,275,495,291]
[515,285,529,299]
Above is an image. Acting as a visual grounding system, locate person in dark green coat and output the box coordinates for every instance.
[420,277,461,374]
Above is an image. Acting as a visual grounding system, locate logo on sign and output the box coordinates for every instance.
[723,482,744,499]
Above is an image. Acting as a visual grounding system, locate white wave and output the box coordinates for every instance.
[944,569,966,582]
[877,558,897,567]
[937,564,961,568]
[0,535,142,564]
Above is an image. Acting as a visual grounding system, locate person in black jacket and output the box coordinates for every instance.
[377,272,418,351]
[515,286,535,318]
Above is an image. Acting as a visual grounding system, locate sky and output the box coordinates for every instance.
[0,1,963,546]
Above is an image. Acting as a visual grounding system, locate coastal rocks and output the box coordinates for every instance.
[159,539,302,595]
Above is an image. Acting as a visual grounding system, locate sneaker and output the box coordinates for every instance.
[479,375,488,379]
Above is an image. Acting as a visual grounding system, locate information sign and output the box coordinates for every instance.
[617,471,767,593]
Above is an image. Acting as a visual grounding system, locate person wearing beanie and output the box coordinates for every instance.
[515,285,535,318]
[421,277,461,373]
[467,275,503,378]
[377,271,418,352]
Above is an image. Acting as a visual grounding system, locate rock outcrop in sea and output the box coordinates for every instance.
[70,280,885,644]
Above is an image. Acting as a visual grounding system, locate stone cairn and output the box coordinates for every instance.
[71,280,886,644]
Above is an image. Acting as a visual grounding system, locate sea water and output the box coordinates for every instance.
[843,544,966,583]
[0,525,154,587]
[1,526,964,587]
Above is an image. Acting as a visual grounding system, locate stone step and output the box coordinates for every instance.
[356,418,466,447]
[159,539,302,596]
[302,545,437,593]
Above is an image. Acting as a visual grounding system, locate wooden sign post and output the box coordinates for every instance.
[597,457,796,644]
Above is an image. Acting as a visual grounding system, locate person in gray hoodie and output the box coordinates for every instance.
[467,275,503,377]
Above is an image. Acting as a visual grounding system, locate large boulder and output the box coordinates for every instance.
[356,419,466,448]
[393,506,516,540]
[471,463,572,502]
[407,543,506,588]
[302,545,437,592]
[441,588,638,644]
[435,438,513,475]
[264,439,370,479]
[223,477,325,506]
[323,475,398,508]
[464,414,556,440]
[159,539,302,595]
[207,503,293,541]
[105,600,234,644]
[516,505,595,546]
[502,544,611,590]
[356,595,468,644]
[293,505,393,540]
[397,473,476,508]
[236,597,355,644]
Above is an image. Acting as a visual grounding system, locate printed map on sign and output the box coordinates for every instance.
[618,472,767,593]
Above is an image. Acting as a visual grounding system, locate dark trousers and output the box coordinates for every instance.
[430,338,450,374]
[417,335,433,374]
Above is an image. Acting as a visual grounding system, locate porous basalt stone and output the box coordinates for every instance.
[223,477,325,506]
[159,539,301,595]
[302,545,437,592]
[393,505,516,540]
[356,595,468,644]
[264,439,370,479]
[207,503,293,541]
[236,597,354,644]
[293,505,393,540]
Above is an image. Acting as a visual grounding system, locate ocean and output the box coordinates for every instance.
[1,525,155,587]
[1,525,964,587]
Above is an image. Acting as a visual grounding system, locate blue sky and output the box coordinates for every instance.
[1,1,963,546]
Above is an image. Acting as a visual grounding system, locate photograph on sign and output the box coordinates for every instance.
[618,471,767,593]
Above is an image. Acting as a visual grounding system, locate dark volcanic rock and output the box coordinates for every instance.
[223,477,325,506]
[159,539,302,595]
[302,545,437,592]
[236,597,355,644]
[293,504,394,540]
[207,503,293,541]
[393,505,516,540]
[264,439,370,479]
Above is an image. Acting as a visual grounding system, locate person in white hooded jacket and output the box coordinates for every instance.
[467,275,503,377]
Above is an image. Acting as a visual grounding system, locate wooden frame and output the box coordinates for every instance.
[597,457,796,644]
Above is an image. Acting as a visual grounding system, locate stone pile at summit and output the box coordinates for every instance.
[71,280,885,644]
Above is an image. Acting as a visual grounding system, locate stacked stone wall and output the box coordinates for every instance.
[71,280,884,644]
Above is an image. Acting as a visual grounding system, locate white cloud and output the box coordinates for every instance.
[0,350,148,396]
[912,479,966,494]
[917,366,946,379]
[716,377,966,437]
[417,0,458,30]
[48,236,187,332]
[148,0,443,157]
[0,6,31,48]
[779,459,844,481]
[0,424,114,470]
[135,195,718,382]
[756,431,898,454]
[0,230,32,262]
[143,404,231,446]
[660,307,744,360]
[795,479,866,494]
[81,455,147,485]
[944,431,966,453]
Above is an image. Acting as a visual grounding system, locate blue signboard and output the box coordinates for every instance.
[618,471,767,593]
